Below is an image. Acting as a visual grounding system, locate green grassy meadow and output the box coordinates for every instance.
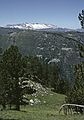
[0,90,84,120]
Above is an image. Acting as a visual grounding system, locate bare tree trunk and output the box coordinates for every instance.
[15,104,20,111]
[2,103,6,110]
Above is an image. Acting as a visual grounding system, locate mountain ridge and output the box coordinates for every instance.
[5,22,84,32]
[5,23,57,30]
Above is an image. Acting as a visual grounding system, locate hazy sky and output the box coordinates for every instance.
[0,0,83,28]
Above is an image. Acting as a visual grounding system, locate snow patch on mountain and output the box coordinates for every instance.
[6,23,57,30]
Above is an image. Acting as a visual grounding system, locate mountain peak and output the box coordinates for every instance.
[6,23,57,30]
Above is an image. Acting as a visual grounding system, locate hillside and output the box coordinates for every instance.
[0,28,84,80]
[0,88,72,120]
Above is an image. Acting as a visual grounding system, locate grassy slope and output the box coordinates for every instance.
[0,90,84,120]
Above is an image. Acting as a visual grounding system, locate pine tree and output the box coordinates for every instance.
[0,45,26,110]
[26,56,43,83]
[78,10,84,28]
[66,44,84,104]
[48,63,60,92]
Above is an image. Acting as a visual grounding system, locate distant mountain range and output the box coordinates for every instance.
[5,22,84,32]
[6,23,57,30]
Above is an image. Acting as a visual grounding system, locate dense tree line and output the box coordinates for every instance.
[0,45,69,110]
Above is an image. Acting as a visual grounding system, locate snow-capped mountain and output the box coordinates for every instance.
[6,23,57,30]
[5,22,83,32]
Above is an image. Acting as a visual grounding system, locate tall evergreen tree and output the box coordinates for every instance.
[48,63,60,92]
[0,45,26,110]
[26,56,43,83]
[66,44,84,104]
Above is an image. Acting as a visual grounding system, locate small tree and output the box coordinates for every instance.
[66,63,84,104]
[49,63,60,91]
